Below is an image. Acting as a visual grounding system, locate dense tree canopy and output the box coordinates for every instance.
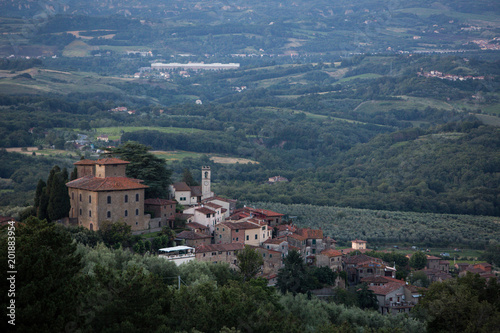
[107,141,172,198]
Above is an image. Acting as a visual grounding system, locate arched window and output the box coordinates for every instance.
[107,196,111,204]
[204,171,209,178]
[124,195,128,203]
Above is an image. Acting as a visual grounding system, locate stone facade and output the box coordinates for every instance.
[67,158,150,231]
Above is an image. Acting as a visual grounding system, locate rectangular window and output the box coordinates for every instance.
[246,235,249,241]
[125,210,128,217]
[136,209,139,216]
[255,235,258,240]
[89,210,91,217]
[136,193,139,201]
[89,195,91,203]
[124,195,128,203]
[107,196,111,204]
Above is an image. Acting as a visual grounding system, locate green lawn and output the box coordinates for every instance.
[94,126,209,142]
[152,150,206,161]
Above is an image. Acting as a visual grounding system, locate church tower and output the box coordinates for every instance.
[202,166,211,199]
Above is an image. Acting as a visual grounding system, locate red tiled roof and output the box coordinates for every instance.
[351,239,367,243]
[276,224,297,232]
[74,159,97,165]
[196,243,245,253]
[245,207,284,217]
[203,196,237,203]
[173,182,191,192]
[361,276,405,285]
[344,254,383,265]
[66,176,148,191]
[224,221,261,230]
[186,222,209,230]
[144,198,177,205]
[205,202,222,209]
[320,248,343,257]
[427,255,441,260]
[196,207,216,215]
[96,157,129,165]
[176,213,193,220]
[297,228,323,239]
[368,282,404,296]
[288,233,307,241]
[176,231,211,240]
[289,245,301,251]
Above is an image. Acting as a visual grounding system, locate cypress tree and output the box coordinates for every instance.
[70,166,78,180]
[34,179,46,212]
[38,187,49,221]
[47,169,70,221]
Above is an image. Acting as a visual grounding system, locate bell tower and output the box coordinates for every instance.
[202,166,211,199]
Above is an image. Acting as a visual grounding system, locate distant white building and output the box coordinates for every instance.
[158,246,195,265]
[151,62,240,71]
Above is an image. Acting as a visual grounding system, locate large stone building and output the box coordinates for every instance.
[66,158,150,231]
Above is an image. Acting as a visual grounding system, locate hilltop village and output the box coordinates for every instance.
[62,157,496,315]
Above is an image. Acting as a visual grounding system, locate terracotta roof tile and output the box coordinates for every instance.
[74,159,97,165]
[96,157,129,165]
[196,207,216,215]
[297,228,323,239]
[186,222,209,230]
[223,221,261,230]
[205,202,222,209]
[173,182,191,192]
[66,176,148,191]
[288,233,307,241]
[368,282,404,296]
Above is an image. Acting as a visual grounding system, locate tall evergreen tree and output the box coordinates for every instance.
[70,166,78,180]
[107,141,172,198]
[45,166,71,221]
[37,188,49,221]
[34,179,46,212]
[182,167,199,186]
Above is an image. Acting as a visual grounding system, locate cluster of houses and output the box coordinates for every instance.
[417,70,485,81]
[63,159,497,315]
